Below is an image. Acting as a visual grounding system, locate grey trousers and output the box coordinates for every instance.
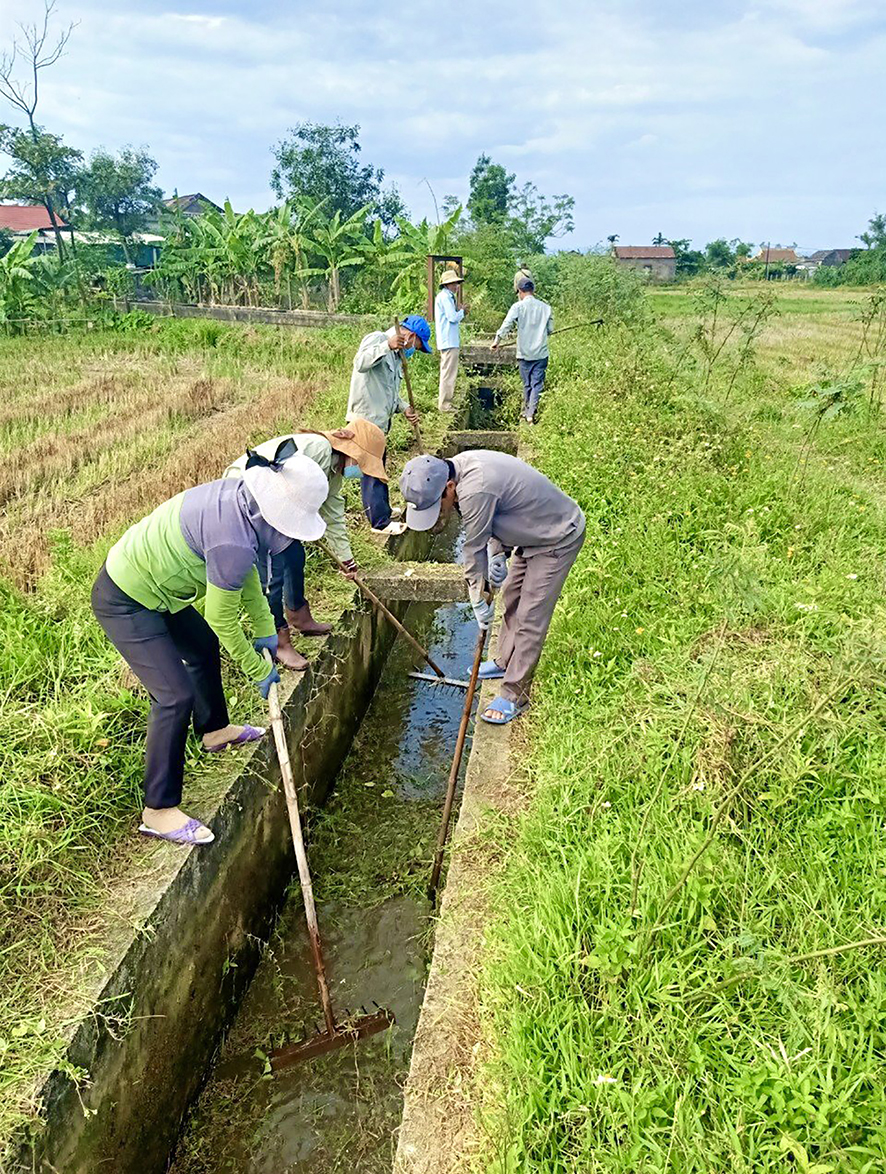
[495,525,585,705]
[438,347,459,410]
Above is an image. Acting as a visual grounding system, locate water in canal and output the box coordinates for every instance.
[170,596,478,1174]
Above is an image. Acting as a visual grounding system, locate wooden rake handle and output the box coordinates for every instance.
[263,650,337,1034]
[393,316,423,449]
[428,620,488,902]
[324,547,448,681]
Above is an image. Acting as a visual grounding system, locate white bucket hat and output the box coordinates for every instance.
[440,270,465,286]
[242,452,328,542]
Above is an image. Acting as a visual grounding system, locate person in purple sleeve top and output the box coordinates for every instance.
[91,454,328,846]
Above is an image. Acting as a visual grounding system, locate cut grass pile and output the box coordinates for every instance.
[474,312,886,1170]
[0,316,445,1139]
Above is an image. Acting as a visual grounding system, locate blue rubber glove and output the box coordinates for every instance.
[257,666,281,699]
[471,596,495,631]
[488,552,509,588]
[254,634,279,660]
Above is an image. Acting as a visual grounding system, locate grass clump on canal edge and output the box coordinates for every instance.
[473,321,886,1171]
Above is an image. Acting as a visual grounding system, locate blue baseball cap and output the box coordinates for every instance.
[401,314,432,353]
[400,454,449,530]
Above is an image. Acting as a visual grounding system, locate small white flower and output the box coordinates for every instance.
[847,573,858,580]
[593,651,602,658]
[692,782,705,791]
[595,1073,617,1085]
[602,801,612,809]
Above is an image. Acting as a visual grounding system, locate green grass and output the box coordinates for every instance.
[646,284,868,322]
[474,309,886,1170]
[0,316,446,1141]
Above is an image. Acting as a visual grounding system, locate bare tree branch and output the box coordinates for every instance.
[0,1,76,131]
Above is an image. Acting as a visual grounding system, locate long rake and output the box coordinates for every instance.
[326,548,469,691]
[261,650,394,1071]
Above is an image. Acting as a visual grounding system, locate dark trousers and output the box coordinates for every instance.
[361,447,390,529]
[519,358,548,418]
[262,541,307,629]
[91,565,229,809]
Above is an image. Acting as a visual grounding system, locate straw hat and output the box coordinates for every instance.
[318,418,388,482]
[440,270,465,286]
[242,452,328,541]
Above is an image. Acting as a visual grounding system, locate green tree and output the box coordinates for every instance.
[467,154,514,226]
[467,154,574,252]
[859,212,886,250]
[668,238,705,277]
[270,122,402,226]
[0,1,75,256]
[705,238,734,269]
[509,182,574,254]
[0,125,80,252]
[78,147,163,260]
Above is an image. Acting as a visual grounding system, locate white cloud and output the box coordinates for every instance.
[0,0,882,246]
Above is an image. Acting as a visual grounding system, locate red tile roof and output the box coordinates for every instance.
[753,247,798,263]
[0,204,66,231]
[614,245,676,259]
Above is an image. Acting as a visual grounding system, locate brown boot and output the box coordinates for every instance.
[276,626,309,671]
[285,602,332,637]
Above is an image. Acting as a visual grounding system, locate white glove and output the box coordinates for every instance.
[488,552,509,588]
[471,596,495,631]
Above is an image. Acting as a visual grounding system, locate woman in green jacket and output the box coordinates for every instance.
[91,453,328,846]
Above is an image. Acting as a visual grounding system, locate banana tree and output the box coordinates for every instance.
[302,203,371,311]
[0,233,41,324]
[388,205,463,309]
[258,196,330,309]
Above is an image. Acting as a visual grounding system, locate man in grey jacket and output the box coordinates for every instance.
[492,277,553,424]
[399,450,585,724]
[347,314,430,535]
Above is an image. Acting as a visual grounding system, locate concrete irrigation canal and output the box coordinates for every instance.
[170,595,476,1172]
[5,382,519,1174]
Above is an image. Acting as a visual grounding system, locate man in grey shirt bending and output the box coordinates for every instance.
[400,450,585,724]
[492,277,553,424]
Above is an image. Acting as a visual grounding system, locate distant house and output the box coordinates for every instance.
[753,247,799,265]
[0,203,69,254]
[0,203,66,234]
[162,193,222,218]
[613,245,676,282]
[807,249,855,267]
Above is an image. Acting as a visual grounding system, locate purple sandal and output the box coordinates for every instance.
[139,818,215,846]
[205,724,266,753]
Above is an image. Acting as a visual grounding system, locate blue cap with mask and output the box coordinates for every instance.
[400,314,432,353]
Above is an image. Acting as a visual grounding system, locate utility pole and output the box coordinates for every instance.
[764,241,771,282]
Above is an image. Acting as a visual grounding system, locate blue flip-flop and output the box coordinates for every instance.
[139,818,215,845]
[478,659,505,680]
[205,724,265,753]
[480,696,528,725]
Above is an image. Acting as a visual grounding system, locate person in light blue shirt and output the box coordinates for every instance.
[434,270,467,412]
[492,277,554,424]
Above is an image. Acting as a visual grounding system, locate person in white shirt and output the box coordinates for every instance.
[434,270,467,412]
[492,278,554,424]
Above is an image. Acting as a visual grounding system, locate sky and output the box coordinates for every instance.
[0,0,884,252]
